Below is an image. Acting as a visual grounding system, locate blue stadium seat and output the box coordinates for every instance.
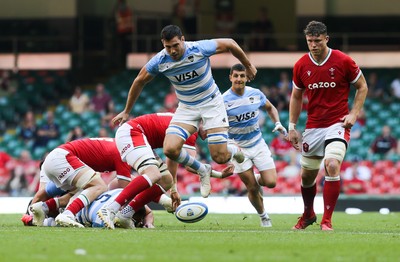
[32,146,47,160]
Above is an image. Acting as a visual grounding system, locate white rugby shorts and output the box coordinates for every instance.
[42,148,90,191]
[115,122,156,170]
[171,92,229,131]
[301,122,350,158]
[233,139,275,173]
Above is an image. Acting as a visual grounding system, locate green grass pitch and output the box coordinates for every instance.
[0,212,399,262]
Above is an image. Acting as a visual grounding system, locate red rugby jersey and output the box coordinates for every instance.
[59,138,131,178]
[126,112,198,149]
[292,49,361,128]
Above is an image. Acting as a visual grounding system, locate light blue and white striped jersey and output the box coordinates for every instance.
[76,188,122,227]
[222,86,267,148]
[146,40,219,106]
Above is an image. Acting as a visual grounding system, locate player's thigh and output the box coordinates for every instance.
[207,140,229,156]
[259,168,277,186]
[164,123,196,150]
[252,140,276,171]
[72,170,105,191]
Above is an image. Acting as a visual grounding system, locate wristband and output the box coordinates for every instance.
[288,122,296,131]
[170,183,177,194]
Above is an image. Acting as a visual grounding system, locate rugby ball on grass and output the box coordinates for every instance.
[175,202,208,223]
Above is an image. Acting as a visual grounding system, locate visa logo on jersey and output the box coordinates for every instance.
[235,111,256,122]
[174,70,199,82]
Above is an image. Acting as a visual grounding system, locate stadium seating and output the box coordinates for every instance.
[1,68,400,196]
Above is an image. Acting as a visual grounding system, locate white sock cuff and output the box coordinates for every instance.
[54,198,60,209]
[259,210,268,218]
[325,176,340,182]
[301,180,317,188]
[77,189,91,207]
[158,194,169,204]
[156,183,167,193]
[142,174,153,187]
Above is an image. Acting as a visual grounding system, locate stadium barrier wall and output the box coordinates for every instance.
[2,195,398,214]
[127,52,400,69]
[0,53,71,70]
[1,52,399,70]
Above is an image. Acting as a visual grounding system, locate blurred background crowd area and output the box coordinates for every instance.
[1,0,400,197]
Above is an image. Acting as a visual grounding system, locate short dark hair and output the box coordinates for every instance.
[304,21,327,36]
[230,63,246,74]
[161,25,183,40]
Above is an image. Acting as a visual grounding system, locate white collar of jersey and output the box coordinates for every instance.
[308,48,332,66]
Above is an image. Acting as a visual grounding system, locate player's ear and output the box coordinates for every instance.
[325,35,329,43]
[181,36,185,42]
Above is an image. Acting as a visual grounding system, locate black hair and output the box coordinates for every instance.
[160,25,183,41]
[304,21,328,36]
[230,63,246,74]
[132,206,147,227]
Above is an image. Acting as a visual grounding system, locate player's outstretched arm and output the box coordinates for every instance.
[214,38,257,81]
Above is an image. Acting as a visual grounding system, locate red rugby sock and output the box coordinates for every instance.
[321,180,341,223]
[128,184,164,212]
[114,175,152,206]
[301,183,317,217]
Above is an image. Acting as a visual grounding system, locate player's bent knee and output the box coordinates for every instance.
[300,156,322,170]
[136,158,160,174]
[264,181,276,188]
[325,141,346,163]
[75,170,102,190]
[165,126,189,156]
[158,161,171,177]
[210,152,229,164]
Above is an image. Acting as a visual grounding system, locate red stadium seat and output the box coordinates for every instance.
[359,160,373,168]
[375,160,394,170]
[341,161,352,171]
[274,160,288,172]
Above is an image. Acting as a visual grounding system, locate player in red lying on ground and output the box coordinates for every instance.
[288,21,368,231]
